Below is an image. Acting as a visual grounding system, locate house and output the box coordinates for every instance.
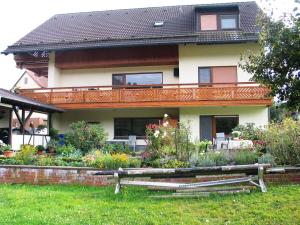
[2,1,272,148]
[11,70,48,131]
[11,70,48,91]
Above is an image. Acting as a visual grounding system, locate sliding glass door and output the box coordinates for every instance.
[200,115,239,140]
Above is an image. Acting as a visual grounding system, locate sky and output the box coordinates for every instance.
[0,0,297,89]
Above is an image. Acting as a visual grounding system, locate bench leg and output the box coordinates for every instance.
[114,172,121,194]
[258,166,267,192]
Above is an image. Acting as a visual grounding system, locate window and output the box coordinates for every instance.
[198,13,238,31]
[220,14,237,29]
[114,118,160,139]
[112,73,162,87]
[215,116,239,136]
[199,66,237,86]
[24,77,28,84]
[198,68,211,84]
[200,14,217,31]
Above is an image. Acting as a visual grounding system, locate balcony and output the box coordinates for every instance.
[19,82,272,109]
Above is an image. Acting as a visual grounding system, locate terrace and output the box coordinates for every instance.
[19,82,271,109]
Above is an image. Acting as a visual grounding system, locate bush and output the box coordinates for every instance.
[0,157,19,165]
[93,153,130,169]
[47,139,59,151]
[15,145,37,165]
[233,123,264,140]
[258,153,276,165]
[56,145,76,155]
[207,152,230,166]
[102,143,131,154]
[263,118,300,165]
[65,121,108,154]
[162,159,189,168]
[197,158,216,167]
[129,158,142,168]
[233,150,258,165]
[36,155,55,166]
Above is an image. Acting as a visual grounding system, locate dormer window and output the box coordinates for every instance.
[220,14,238,29]
[197,6,239,31]
[154,21,165,27]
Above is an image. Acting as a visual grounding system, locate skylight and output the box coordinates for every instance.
[153,21,165,27]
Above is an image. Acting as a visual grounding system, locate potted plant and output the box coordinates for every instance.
[1,144,14,157]
[36,145,45,155]
[47,139,58,154]
[232,131,242,140]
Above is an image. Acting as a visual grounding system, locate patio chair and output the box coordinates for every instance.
[213,132,229,150]
[128,135,137,152]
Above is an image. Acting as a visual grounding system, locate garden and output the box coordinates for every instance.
[0,114,299,169]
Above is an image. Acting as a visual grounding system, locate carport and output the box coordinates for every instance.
[0,88,63,149]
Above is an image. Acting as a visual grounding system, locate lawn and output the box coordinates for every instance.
[0,184,299,225]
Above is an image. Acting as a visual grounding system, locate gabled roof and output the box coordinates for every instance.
[3,1,260,54]
[11,70,48,90]
[0,88,63,113]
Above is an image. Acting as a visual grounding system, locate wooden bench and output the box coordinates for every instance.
[95,164,271,195]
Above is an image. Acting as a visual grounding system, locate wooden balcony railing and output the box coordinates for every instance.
[19,82,272,109]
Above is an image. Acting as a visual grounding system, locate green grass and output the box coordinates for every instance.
[0,184,299,225]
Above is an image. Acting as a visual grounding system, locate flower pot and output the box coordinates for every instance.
[4,150,14,158]
[47,147,55,154]
[37,150,44,155]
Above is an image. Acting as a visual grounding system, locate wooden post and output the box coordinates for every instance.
[48,113,52,133]
[258,166,267,193]
[21,109,25,134]
[8,109,12,145]
[114,172,121,194]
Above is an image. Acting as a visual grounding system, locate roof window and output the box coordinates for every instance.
[153,21,165,27]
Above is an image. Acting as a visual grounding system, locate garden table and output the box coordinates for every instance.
[219,140,253,150]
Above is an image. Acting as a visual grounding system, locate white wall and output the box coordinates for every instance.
[49,63,178,87]
[178,43,259,84]
[14,73,40,89]
[180,106,269,141]
[48,52,61,88]
[53,108,179,145]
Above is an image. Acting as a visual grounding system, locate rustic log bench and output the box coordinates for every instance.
[95,164,271,195]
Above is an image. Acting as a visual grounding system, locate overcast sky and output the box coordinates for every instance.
[0,0,297,89]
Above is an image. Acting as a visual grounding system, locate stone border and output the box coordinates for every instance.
[0,165,299,187]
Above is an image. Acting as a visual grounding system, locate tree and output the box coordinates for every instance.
[240,1,300,110]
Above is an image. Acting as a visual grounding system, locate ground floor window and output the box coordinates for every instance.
[114,118,160,139]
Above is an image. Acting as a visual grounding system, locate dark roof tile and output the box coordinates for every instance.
[3,1,260,54]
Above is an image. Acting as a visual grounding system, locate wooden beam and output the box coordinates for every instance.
[55,45,179,69]
[12,106,23,127]
[53,99,272,109]
[24,109,34,126]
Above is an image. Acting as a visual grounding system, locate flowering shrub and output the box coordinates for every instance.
[145,114,174,155]
[83,151,140,169]
[145,114,195,162]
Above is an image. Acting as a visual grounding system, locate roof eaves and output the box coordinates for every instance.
[2,34,259,54]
